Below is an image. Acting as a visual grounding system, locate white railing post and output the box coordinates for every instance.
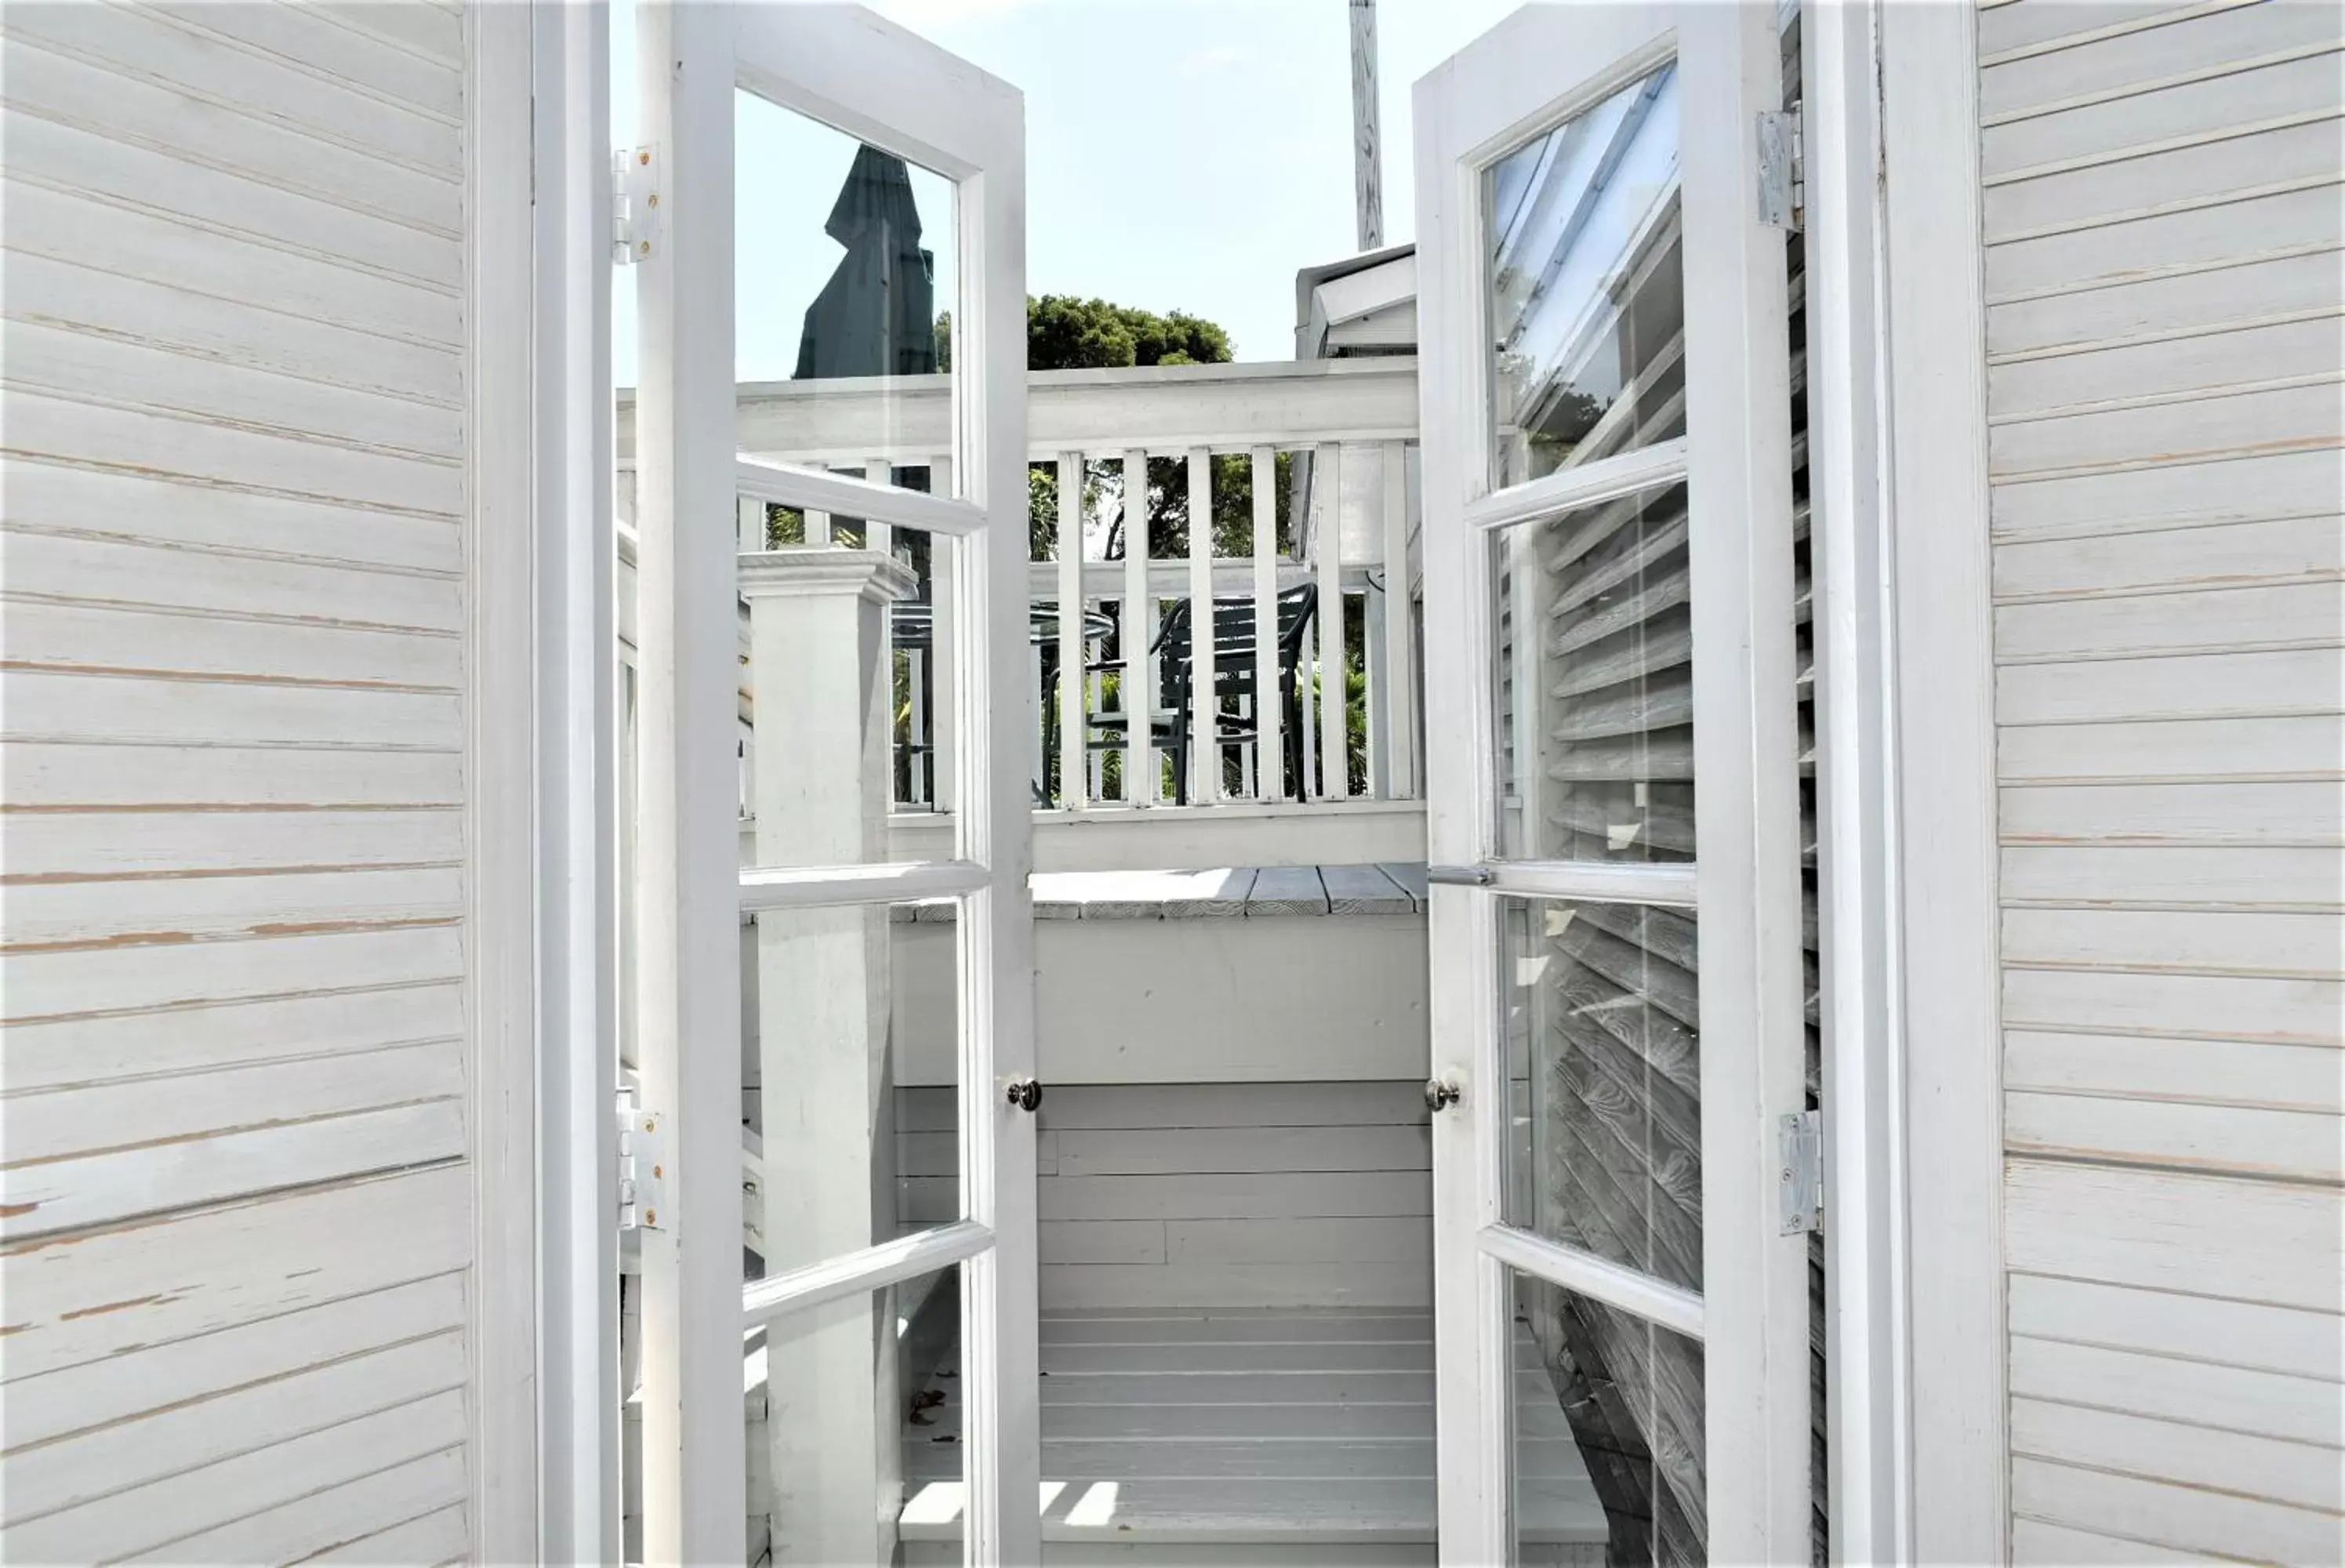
[738,495,764,554]
[739,548,915,1568]
[1120,447,1153,804]
[1314,442,1349,800]
[1055,452,1084,809]
[1186,447,1217,803]
[1379,439,1418,798]
[1250,445,1280,801]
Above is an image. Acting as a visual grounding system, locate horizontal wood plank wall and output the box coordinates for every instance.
[898,1083,1436,1312]
[0,5,478,1561]
[1976,3,2345,1560]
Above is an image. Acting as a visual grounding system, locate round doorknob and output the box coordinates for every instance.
[1005,1077,1044,1112]
[1424,1079,1461,1112]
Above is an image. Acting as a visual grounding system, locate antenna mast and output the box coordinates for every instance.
[1349,0,1382,250]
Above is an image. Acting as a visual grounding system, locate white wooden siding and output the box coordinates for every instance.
[0,5,484,1560]
[1977,4,2344,1559]
[897,1083,1435,1311]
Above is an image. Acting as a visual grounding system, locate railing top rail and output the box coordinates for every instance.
[616,355,1421,466]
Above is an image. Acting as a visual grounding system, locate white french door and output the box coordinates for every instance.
[629,5,1036,1564]
[1415,5,1811,1564]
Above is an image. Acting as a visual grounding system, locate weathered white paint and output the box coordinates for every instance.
[1976,4,2345,1561]
[0,5,539,1560]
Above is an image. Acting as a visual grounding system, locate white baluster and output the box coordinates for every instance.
[1186,447,1217,804]
[928,453,955,812]
[1056,452,1085,810]
[1379,439,1418,799]
[864,457,893,559]
[1250,445,1280,801]
[1315,442,1349,800]
[868,458,895,805]
[1121,447,1153,804]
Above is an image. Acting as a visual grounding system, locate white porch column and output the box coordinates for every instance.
[739,548,918,1567]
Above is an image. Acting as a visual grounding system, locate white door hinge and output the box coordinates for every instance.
[618,1103,666,1230]
[1756,107,1804,232]
[612,145,661,266]
[1778,1109,1823,1235]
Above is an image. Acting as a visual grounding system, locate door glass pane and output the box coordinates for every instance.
[1509,1266,1706,1564]
[1498,897,1701,1293]
[743,899,960,1279]
[744,1265,964,1565]
[739,525,961,865]
[1486,63,1684,489]
[1490,480,1693,862]
[736,89,959,494]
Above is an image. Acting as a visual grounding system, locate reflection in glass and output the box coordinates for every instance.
[1491,481,1694,863]
[736,89,957,492]
[1499,897,1701,1294]
[742,900,958,1287]
[1486,64,1684,488]
[1510,1268,1707,1565]
[750,1265,963,1564]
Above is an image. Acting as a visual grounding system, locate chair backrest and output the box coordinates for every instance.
[1158,585,1316,664]
[1150,584,1320,710]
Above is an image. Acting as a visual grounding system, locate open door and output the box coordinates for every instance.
[1414,6,1811,1563]
[628,5,1036,1563]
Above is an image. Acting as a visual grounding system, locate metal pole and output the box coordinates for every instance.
[1349,0,1382,251]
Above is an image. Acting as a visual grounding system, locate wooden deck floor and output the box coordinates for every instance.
[898,1307,1608,1566]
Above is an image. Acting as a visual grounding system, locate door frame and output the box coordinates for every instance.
[1797,4,2006,1559]
[1413,5,1810,1562]
[627,5,1036,1563]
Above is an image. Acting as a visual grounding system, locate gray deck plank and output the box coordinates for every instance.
[1246,866,1330,916]
[1322,863,1415,914]
[891,1308,1608,1549]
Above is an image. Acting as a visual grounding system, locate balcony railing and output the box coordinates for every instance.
[617,356,1425,869]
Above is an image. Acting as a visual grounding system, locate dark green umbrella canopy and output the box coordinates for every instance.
[793,144,938,380]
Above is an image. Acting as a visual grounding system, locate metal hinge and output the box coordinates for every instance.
[1778,1109,1822,1235]
[618,1102,666,1231]
[612,145,661,266]
[1756,107,1804,232]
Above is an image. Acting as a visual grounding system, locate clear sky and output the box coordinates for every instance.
[612,0,1526,383]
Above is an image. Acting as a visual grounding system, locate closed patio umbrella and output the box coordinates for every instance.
[793,144,938,379]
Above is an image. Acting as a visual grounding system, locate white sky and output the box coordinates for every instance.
[612,0,1526,381]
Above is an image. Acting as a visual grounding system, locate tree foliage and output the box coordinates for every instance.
[935,294,1233,375]
[1025,295,1232,370]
